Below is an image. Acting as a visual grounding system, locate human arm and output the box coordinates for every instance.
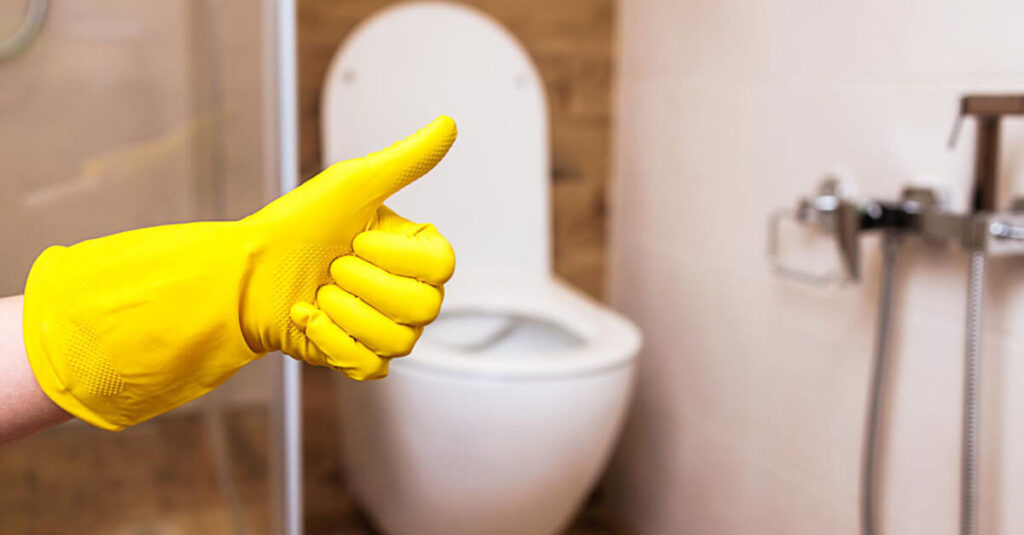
[0,294,71,443]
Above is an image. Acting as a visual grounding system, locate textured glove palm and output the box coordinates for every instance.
[23,116,457,430]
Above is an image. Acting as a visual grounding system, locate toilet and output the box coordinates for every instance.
[321,3,641,534]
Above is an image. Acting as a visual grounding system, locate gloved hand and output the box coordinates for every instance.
[22,116,457,430]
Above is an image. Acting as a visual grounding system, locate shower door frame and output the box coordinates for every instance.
[266,0,303,534]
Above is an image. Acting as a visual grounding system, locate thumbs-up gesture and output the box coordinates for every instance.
[241,115,456,379]
[22,117,457,430]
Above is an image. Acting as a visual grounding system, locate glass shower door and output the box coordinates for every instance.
[0,1,281,532]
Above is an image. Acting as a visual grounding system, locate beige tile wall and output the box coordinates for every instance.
[606,1,1024,533]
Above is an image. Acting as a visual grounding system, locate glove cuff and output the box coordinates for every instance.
[23,222,262,430]
[23,246,125,430]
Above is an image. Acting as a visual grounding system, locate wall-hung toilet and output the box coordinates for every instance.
[321,3,642,534]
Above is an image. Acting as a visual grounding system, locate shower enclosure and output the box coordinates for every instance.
[0,1,302,533]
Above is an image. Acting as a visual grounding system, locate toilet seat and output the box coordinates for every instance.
[397,273,640,380]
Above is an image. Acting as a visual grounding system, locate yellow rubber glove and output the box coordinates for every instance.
[22,116,457,431]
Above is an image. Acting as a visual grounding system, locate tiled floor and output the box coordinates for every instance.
[0,367,621,534]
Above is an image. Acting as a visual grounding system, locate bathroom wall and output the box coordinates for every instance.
[606,1,1024,534]
[297,0,614,297]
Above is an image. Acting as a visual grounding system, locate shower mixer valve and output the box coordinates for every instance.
[770,179,1024,283]
[770,94,1024,283]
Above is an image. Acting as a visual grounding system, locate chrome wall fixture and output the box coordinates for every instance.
[0,0,47,63]
[769,94,1024,535]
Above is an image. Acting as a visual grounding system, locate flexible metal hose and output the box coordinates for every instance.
[861,232,900,535]
[961,251,985,535]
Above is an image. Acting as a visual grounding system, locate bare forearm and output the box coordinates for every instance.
[0,295,70,443]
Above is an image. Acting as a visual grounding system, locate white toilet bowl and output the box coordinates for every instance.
[335,273,638,534]
[321,3,642,534]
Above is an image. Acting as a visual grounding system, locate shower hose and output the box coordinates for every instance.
[861,238,984,535]
[961,251,985,535]
[861,232,899,535]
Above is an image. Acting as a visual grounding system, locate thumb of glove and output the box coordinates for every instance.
[251,115,458,241]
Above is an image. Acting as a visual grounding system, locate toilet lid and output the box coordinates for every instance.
[322,2,551,275]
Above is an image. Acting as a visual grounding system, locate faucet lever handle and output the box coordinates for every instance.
[767,177,862,285]
[947,113,964,150]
